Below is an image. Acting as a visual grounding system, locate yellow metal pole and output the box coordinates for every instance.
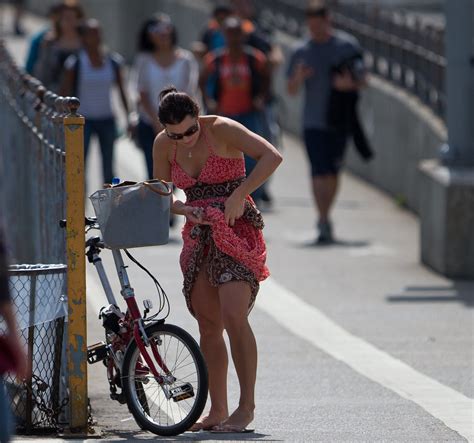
[63,97,88,432]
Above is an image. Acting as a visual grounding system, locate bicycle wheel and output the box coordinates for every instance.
[122,322,208,436]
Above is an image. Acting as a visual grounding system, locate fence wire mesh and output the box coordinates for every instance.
[0,37,81,434]
[0,41,66,265]
[3,265,68,434]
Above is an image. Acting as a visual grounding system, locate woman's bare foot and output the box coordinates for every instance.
[212,407,254,432]
[189,412,228,432]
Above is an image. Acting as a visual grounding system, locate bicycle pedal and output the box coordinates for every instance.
[110,392,127,404]
[170,383,194,402]
[87,342,108,364]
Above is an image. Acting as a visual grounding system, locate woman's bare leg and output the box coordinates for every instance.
[215,281,256,430]
[190,267,229,429]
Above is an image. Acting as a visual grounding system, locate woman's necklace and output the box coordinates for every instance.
[185,126,202,159]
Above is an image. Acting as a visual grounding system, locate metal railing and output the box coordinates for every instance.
[0,40,89,434]
[256,0,446,118]
[0,41,66,264]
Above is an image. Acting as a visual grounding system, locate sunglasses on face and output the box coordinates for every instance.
[165,122,199,140]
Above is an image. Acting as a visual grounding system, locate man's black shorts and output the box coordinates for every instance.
[303,128,347,177]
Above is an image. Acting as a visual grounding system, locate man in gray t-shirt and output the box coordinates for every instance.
[287,0,366,244]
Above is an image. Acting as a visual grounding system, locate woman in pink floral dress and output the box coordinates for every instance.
[153,86,282,433]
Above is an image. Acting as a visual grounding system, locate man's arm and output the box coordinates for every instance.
[287,61,314,95]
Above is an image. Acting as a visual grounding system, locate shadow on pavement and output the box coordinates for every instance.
[274,197,362,210]
[97,429,271,441]
[300,239,371,249]
[386,282,474,307]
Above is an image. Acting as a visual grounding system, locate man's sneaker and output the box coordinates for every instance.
[316,220,334,245]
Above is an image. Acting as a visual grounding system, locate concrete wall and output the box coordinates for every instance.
[26,0,448,215]
[345,77,447,212]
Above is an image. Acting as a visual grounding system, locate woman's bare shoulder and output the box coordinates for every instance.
[203,116,244,157]
[153,131,173,159]
[204,115,240,135]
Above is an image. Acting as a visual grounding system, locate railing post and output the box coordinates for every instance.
[63,97,88,433]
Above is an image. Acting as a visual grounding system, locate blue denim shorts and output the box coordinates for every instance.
[303,128,347,177]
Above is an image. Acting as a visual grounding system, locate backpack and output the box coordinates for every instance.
[210,46,262,102]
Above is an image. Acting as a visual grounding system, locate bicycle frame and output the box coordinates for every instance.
[88,244,172,384]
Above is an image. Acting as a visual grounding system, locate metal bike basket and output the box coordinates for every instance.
[5,264,68,434]
[89,181,172,249]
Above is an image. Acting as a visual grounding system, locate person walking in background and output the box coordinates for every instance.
[152,87,282,433]
[10,0,25,36]
[33,2,84,92]
[191,3,233,105]
[61,18,130,185]
[25,2,64,75]
[199,16,269,204]
[287,0,366,244]
[231,0,285,208]
[0,228,28,443]
[133,15,199,179]
[192,3,233,59]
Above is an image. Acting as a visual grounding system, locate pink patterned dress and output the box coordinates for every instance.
[171,127,269,316]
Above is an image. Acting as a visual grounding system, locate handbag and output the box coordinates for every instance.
[90,180,172,249]
[0,334,18,375]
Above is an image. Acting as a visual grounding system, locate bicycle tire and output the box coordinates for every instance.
[122,322,208,436]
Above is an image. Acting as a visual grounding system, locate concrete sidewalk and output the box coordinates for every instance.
[3,6,473,442]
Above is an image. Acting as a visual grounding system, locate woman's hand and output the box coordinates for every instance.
[182,206,211,225]
[225,191,246,227]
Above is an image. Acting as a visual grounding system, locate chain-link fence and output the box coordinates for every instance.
[1,34,88,433]
[3,264,68,433]
[0,41,66,264]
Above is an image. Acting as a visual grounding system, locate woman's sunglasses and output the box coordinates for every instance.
[165,122,199,140]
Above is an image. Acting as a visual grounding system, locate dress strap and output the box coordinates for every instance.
[172,141,178,162]
[201,124,215,155]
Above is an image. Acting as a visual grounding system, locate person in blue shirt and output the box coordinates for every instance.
[25,2,63,75]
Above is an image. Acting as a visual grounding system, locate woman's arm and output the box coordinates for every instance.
[139,92,162,133]
[214,117,283,225]
[180,51,199,98]
[136,57,162,133]
[115,65,130,116]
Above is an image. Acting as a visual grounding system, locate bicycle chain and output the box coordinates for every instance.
[23,374,95,434]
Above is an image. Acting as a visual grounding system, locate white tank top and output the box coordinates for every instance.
[135,50,199,124]
[77,51,115,119]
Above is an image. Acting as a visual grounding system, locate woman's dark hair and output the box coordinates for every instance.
[158,86,200,125]
[53,3,85,39]
[137,14,178,52]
